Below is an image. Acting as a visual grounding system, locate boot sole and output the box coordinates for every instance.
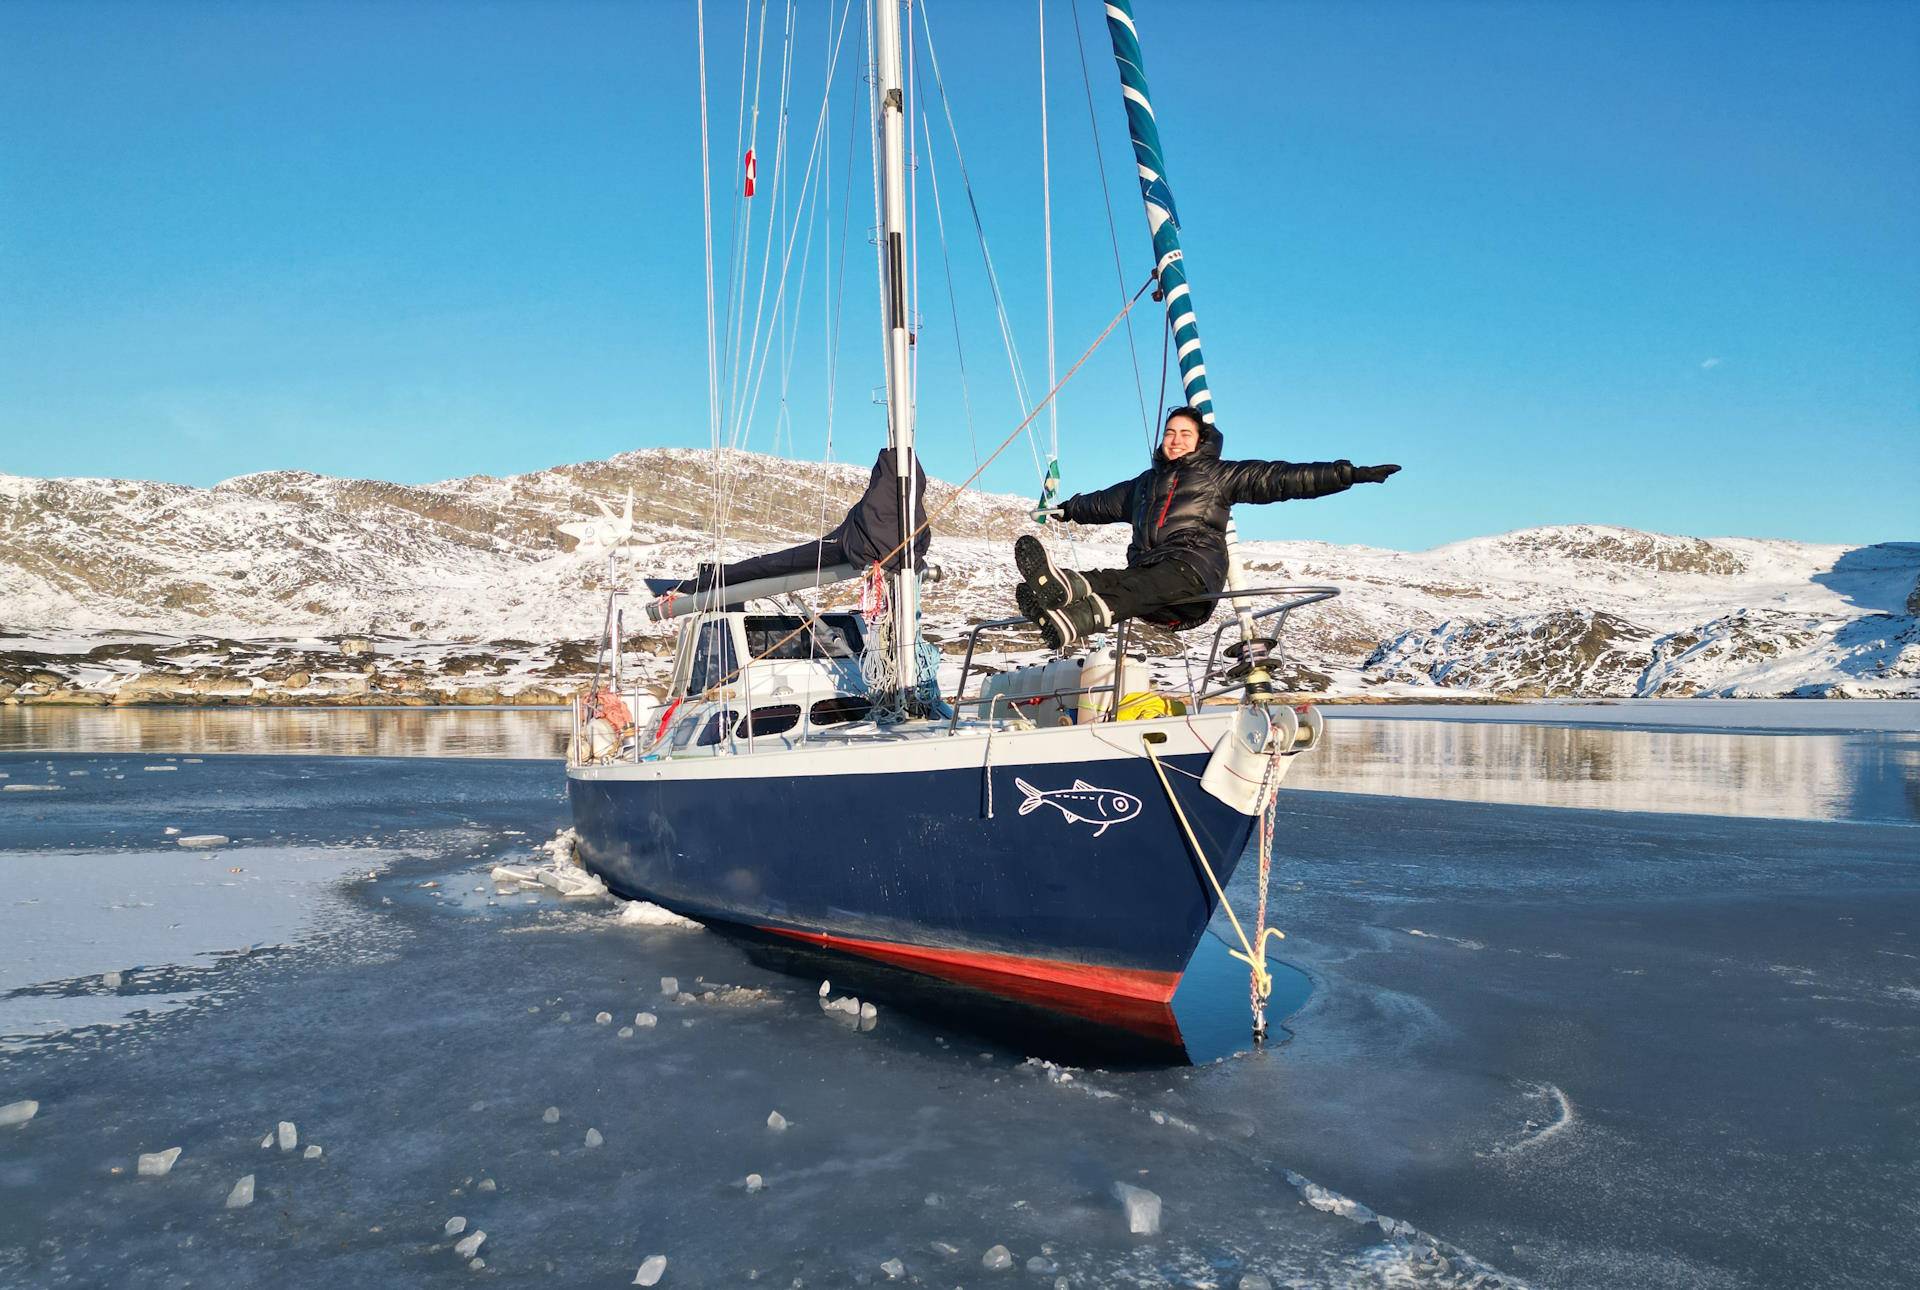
[1014,535,1072,611]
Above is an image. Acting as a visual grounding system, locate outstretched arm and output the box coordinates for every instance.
[1218,459,1399,504]
[1057,476,1136,526]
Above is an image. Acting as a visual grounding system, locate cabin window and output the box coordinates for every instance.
[737,704,801,738]
[809,695,872,726]
[686,621,738,695]
[669,716,701,749]
[694,707,737,748]
[744,614,864,661]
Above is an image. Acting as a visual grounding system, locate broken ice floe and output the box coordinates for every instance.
[476,1177,496,1192]
[1025,1255,1057,1275]
[177,835,230,849]
[634,1010,657,1027]
[765,1110,788,1132]
[137,1147,182,1177]
[0,1100,39,1128]
[453,1230,486,1259]
[303,1144,322,1160]
[584,1128,603,1148]
[659,976,679,995]
[1111,1181,1162,1235]
[633,1254,667,1286]
[225,1174,255,1208]
[744,1172,764,1193]
[3,783,60,792]
[468,1259,485,1272]
[617,1025,634,1038]
[880,1257,905,1280]
[276,1121,297,1151]
[445,1216,467,1237]
[981,1244,1014,1270]
[259,1134,273,1149]
[614,899,701,928]
[542,1107,560,1123]
[595,1011,613,1024]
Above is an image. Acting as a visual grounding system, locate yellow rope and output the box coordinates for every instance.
[1145,741,1285,1003]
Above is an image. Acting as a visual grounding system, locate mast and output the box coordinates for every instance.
[1101,0,1259,649]
[873,0,921,711]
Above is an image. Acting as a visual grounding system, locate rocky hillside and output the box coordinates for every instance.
[1,453,1915,704]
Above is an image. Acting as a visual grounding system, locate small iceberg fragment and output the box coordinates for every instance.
[177,835,230,849]
[981,1244,1014,1271]
[259,1134,273,1149]
[137,1147,182,1177]
[1239,1275,1275,1290]
[445,1217,467,1237]
[453,1230,486,1259]
[1025,1256,1058,1275]
[584,1128,603,1148]
[659,977,679,996]
[858,1001,878,1031]
[3,783,60,792]
[0,1100,39,1128]
[303,1144,323,1160]
[143,765,178,772]
[817,979,831,998]
[490,865,538,885]
[276,1121,297,1152]
[617,1026,634,1038]
[595,1012,613,1025]
[468,1258,485,1272]
[633,1254,667,1286]
[744,1172,764,1193]
[765,1110,788,1132]
[880,1257,905,1280]
[101,970,122,990]
[634,1012,657,1028]
[542,1107,560,1124]
[1111,1181,1162,1235]
[164,826,180,835]
[476,1177,497,1193]
[615,900,702,928]
[225,1174,255,1209]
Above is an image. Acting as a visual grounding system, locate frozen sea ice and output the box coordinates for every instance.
[445,1217,467,1237]
[137,1147,182,1177]
[633,1253,668,1285]
[225,1175,255,1209]
[0,1100,38,1128]
[1238,1275,1274,1290]
[1111,1182,1162,1235]
[454,1230,486,1259]
[178,834,230,848]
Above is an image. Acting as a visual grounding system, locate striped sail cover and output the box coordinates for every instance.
[1103,0,1213,424]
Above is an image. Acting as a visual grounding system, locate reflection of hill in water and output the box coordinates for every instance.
[0,706,570,760]
[1293,719,1915,825]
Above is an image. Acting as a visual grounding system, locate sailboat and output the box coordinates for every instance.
[565,0,1337,1034]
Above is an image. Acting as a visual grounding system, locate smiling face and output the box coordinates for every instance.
[1161,414,1202,462]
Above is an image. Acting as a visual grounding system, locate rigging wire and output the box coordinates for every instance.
[1068,0,1155,453]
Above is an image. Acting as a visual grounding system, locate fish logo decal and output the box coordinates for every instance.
[1013,778,1142,836]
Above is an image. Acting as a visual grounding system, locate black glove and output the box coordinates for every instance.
[1351,463,1400,485]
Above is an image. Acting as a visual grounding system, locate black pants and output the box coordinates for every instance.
[677,535,849,593]
[1082,558,1212,628]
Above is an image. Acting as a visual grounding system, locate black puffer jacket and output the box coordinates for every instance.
[1058,426,1353,592]
[833,447,931,572]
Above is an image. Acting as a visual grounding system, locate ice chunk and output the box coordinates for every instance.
[859,1002,878,1024]
[164,826,180,835]
[659,977,679,995]
[880,1257,905,1280]
[634,1012,657,1028]
[633,1253,667,1286]
[981,1244,1014,1271]
[929,1242,959,1257]
[1111,1181,1162,1235]
[490,865,538,884]
[277,1121,297,1151]
[542,1106,560,1124]
[3,783,60,792]
[0,1100,38,1128]
[1025,1256,1057,1275]
[923,1193,944,1208]
[225,1174,255,1208]
[584,1128,603,1148]
[817,980,831,997]
[766,1110,788,1132]
[616,900,702,928]
[144,766,178,772]
[1238,1275,1274,1290]
[595,1012,613,1025]
[454,1230,486,1259]
[102,970,122,989]
[445,1217,468,1237]
[178,834,229,849]
[137,1147,182,1177]
[468,1259,485,1272]
[303,1145,323,1160]
[744,1172,764,1193]
[673,992,696,1004]
[476,1177,497,1193]
[617,1026,634,1038]
[259,1134,273,1149]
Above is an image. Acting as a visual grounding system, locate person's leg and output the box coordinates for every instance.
[676,537,849,593]
[1082,559,1207,623]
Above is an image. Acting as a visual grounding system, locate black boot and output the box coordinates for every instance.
[1014,535,1089,611]
[1033,593,1112,653]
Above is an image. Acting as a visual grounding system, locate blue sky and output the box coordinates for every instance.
[1,0,1914,550]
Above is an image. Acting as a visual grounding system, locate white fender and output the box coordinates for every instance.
[1200,703,1299,814]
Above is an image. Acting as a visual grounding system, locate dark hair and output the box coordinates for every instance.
[1163,405,1209,432]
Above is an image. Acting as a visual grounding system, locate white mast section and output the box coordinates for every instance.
[873,0,921,709]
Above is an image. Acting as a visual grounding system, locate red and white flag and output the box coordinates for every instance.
[743,148,757,197]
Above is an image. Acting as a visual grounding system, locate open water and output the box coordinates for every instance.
[0,701,1914,1287]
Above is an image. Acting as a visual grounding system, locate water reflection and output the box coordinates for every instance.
[0,706,569,760]
[1299,719,1919,825]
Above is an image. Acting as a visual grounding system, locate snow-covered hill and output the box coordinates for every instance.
[1,451,1915,704]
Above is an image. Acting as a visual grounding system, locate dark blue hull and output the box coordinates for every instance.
[566,744,1257,1006]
